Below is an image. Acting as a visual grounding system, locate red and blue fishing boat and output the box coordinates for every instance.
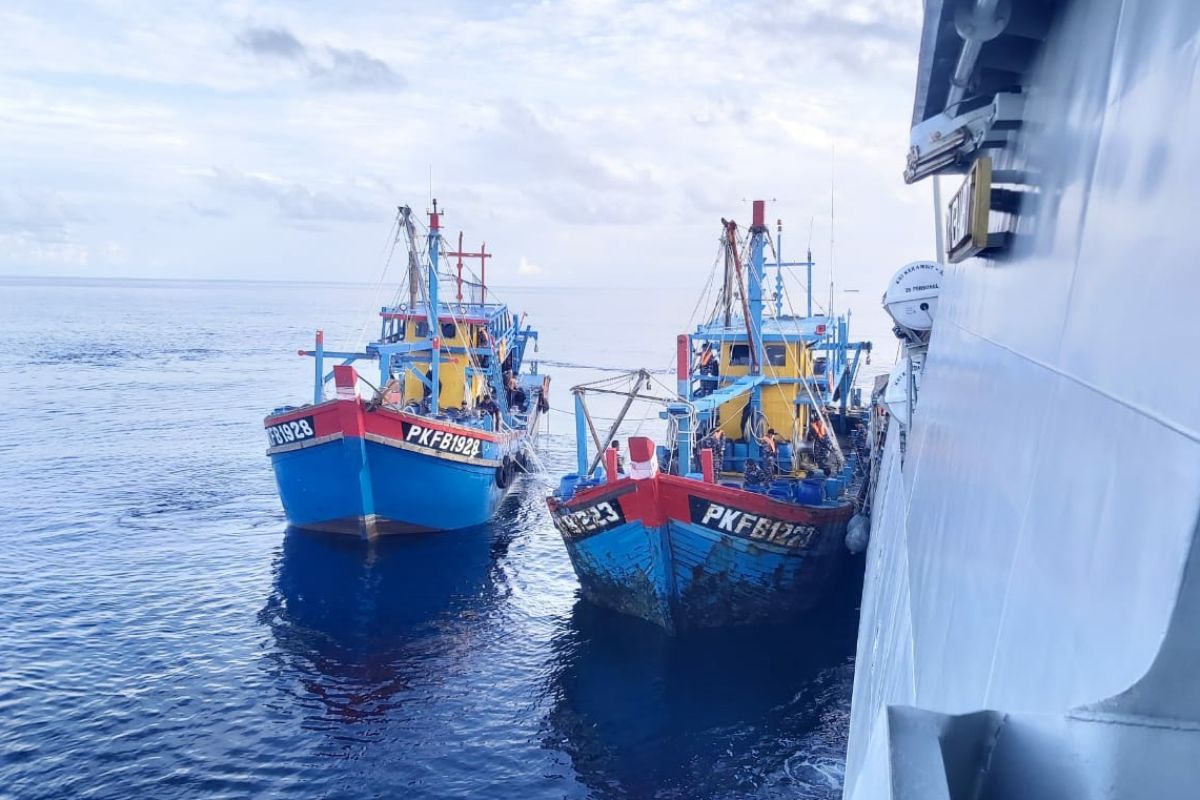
[266,201,549,537]
[547,200,871,632]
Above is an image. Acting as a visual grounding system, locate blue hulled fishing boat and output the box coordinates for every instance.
[547,200,871,632]
[266,201,549,537]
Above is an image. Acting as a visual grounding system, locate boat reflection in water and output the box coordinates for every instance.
[543,559,864,799]
[259,523,506,725]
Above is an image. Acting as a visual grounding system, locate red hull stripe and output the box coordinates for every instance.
[265,400,509,444]
[563,474,853,528]
[265,400,338,427]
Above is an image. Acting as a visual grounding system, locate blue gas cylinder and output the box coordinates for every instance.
[558,473,580,498]
[778,443,793,472]
[795,479,824,505]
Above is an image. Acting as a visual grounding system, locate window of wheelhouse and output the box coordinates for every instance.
[765,344,787,367]
[381,317,405,343]
[411,319,430,339]
[441,322,457,339]
[729,344,751,366]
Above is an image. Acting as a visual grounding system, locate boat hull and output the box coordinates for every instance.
[266,399,527,536]
[548,474,852,632]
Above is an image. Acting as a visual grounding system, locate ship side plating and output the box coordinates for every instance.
[846,2,1200,797]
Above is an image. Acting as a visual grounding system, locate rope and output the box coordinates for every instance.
[541,359,671,375]
[338,212,402,355]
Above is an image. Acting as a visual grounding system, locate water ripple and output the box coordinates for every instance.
[0,279,867,799]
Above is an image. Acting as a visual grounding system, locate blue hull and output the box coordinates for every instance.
[270,434,511,536]
[552,475,851,632]
[564,520,846,631]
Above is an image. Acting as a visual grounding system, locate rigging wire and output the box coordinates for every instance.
[337,212,402,354]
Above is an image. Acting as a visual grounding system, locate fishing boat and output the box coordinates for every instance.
[546,200,872,632]
[265,201,549,537]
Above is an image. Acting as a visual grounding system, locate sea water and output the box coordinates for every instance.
[0,277,892,799]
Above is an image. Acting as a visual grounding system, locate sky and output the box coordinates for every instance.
[0,0,935,291]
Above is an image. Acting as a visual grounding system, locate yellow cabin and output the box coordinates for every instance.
[378,310,514,412]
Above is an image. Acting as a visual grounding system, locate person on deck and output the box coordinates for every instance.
[698,428,726,473]
[476,328,492,368]
[809,416,832,474]
[505,372,528,412]
[693,342,718,397]
[610,440,626,475]
[759,428,779,477]
[695,342,718,374]
[743,458,769,488]
[478,393,501,430]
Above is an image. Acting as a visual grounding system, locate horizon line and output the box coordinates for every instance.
[0,273,690,292]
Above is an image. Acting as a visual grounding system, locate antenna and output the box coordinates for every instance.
[428,165,433,208]
[829,146,836,317]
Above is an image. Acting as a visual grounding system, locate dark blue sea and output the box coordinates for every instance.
[0,277,881,799]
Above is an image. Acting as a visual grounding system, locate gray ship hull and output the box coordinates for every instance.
[845,1,1200,797]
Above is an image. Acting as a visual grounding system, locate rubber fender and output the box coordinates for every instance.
[496,455,514,488]
[845,513,869,554]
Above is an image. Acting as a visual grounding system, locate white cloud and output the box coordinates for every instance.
[0,0,934,290]
[204,167,385,224]
[236,24,406,92]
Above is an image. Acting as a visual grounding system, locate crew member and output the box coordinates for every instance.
[695,342,717,374]
[478,393,501,429]
[505,372,528,412]
[699,427,726,473]
[693,342,718,397]
[476,328,492,368]
[743,458,768,488]
[611,440,626,474]
[809,416,831,473]
[759,427,780,476]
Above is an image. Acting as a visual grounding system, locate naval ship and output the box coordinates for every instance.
[845,1,1200,798]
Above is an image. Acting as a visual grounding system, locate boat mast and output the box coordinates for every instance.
[454,231,465,304]
[748,200,768,455]
[748,200,767,376]
[774,219,784,318]
[443,239,491,306]
[400,205,420,311]
[773,217,817,319]
[723,220,757,372]
[722,236,734,328]
[427,199,443,412]
[806,246,813,318]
